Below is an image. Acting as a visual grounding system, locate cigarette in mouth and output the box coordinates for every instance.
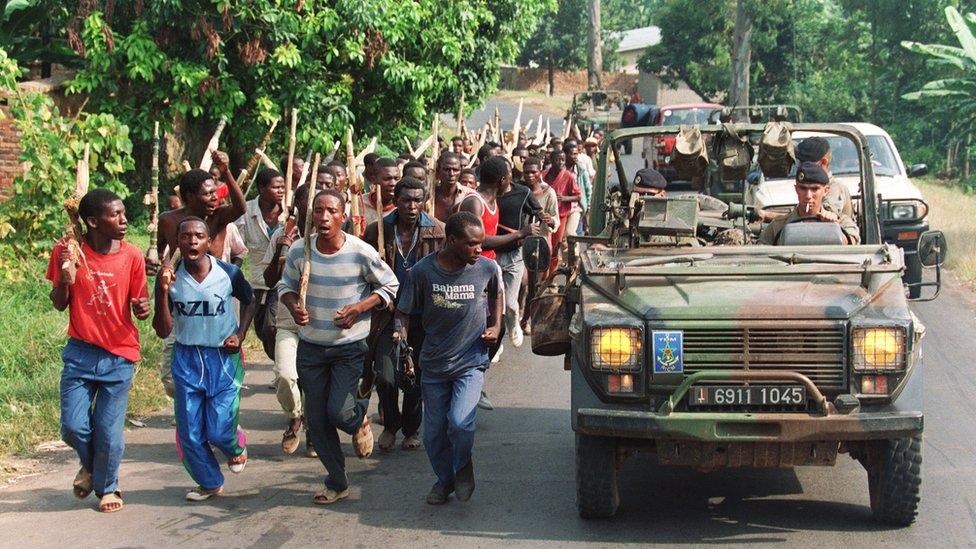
[805,203,811,214]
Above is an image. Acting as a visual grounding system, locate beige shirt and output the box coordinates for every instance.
[234,198,276,290]
[758,203,860,245]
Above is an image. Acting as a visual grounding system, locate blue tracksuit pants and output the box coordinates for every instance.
[171,343,246,491]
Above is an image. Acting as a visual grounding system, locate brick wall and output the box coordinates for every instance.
[498,66,641,95]
[0,104,22,199]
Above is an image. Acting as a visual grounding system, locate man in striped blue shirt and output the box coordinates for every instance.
[278,189,398,505]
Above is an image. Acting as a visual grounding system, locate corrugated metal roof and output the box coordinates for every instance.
[614,26,661,53]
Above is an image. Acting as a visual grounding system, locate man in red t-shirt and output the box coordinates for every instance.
[542,148,581,272]
[47,189,150,513]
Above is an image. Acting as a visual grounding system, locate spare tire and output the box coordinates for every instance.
[621,103,657,128]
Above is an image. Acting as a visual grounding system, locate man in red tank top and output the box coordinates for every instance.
[460,156,537,410]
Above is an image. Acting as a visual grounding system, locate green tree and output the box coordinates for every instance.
[63,1,552,174]
[0,48,134,260]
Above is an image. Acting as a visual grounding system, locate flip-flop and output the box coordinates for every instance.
[98,491,124,513]
[72,467,92,499]
[377,430,396,452]
[312,488,348,505]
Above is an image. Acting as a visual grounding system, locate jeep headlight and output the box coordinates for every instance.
[852,328,906,371]
[591,327,643,371]
[890,204,915,220]
[887,200,927,222]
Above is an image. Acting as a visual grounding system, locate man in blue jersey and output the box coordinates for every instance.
[396,211,504,505]
[153,217,256,502]
[279,189,399,505]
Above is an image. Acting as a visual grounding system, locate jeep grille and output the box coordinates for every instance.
[680,322,847,391]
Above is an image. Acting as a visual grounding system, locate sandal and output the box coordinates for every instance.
[312,487,349,505]
[185,486,223,502]
[72,467,92,499]
[228,449,247,474]
[98,491,124,513]
[401,435,421,450]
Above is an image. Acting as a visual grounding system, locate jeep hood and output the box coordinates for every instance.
[583,271,908,321]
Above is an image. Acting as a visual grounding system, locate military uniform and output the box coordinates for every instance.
[758,202,860,245]
[824,176,854,218]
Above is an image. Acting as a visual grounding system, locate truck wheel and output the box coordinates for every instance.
[865,435,922,526]
[906,255,923,299]
[576,433,619,518]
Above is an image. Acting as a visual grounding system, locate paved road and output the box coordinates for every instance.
[2,103,975,546]
[1,281,973,547]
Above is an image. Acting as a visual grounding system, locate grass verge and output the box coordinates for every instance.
[0,232,168,461]
[915,178,976,282]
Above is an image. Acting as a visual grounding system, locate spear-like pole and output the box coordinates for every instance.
[280,108,298,226]
[346,127,364,237]
[426,114,440,213]
[241,119,279,197]
[299,153,321,307]
[62,144,91,284]
[198,116,227,171]
[145,121,160,265]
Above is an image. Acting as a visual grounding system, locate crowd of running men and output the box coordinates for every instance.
[49,128,604,511]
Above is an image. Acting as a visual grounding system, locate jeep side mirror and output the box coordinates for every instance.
[522,235,551,273]
[907,164,928,178]
[918,230,947,267]
[909,230,947,301]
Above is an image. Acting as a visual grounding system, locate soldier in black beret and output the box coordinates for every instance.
[758,161,860,245]
[796,136,854,218]
[632,167,668,197]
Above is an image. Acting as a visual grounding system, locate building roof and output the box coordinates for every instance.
[615,26,661,53]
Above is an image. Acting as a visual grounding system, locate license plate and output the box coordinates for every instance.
[688,385,807,407]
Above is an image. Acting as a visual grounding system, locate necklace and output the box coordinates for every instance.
[395,225,420,269]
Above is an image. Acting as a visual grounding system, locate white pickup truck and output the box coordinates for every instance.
[747,122,930,297]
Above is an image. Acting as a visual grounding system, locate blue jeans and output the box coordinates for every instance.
[297,339,369,491]
[421,366,485,487]
[60,338,134,497]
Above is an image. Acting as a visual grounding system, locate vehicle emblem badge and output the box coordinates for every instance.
[652,330,683,373]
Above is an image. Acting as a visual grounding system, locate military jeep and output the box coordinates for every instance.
[528,124,947,525]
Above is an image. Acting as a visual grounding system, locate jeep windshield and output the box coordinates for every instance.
[661,108,712,126]
[789,134,899,177]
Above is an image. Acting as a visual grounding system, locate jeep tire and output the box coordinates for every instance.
[575,433,619,518]
[865,435,922,526]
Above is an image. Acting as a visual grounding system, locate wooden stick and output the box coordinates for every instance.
[465,123,488,169]
[346,127,364,237]
[403,136,413,154]
[375,168,386,259]
[281,108,298,226]
[426,114,440,213]
[257,150,279,171]
[62,144,91,284]
[506,97,524,155]
[410,134,435,160]
[299,153,321,307]
[456,91,465,135]
[493,106,501,142]
[198,116,227,171]
[145,121,160,264]
[241,119,279,196]
[324,140,341,163]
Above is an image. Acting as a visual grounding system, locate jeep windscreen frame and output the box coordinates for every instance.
[590,123,882,245]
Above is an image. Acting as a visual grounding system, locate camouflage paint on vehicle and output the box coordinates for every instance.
[549,124,927,521]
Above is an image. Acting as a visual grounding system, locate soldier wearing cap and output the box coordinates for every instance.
[758,162,860,245]
[758,136,854,223]
[798,136,854,218]
[632,167,729,212]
